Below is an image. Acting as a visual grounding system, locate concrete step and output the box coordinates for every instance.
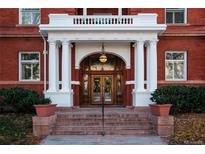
[56,113,150,119]
[52,107,154,136]
[54,125,153,131]
[56,120,152,126]
[52,126,154,135]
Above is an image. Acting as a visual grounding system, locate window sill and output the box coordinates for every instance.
[16,24,39,27]
[166,23,190,26]
[19,80,41,82]
[164,80,187,82]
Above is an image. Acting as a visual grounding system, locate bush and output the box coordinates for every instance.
[40,98,51,104]
[0,87,42,114]
[150,86,205,114]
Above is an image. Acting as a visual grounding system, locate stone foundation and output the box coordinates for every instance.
[32,114,57,138]
[151,115,174,137]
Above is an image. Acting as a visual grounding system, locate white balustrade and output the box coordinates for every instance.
[48,14,158,27]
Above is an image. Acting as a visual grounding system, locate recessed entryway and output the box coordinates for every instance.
[80,53,126,107]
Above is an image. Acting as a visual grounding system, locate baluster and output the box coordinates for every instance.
[96,18,98,24]
[73,18,75,24]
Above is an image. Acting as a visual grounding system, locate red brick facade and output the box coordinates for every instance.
[0,8,205,106]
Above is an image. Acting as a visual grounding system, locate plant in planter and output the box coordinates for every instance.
[150,87,173,116]
[34,98,57,117]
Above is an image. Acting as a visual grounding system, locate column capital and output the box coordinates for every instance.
[47,39,57,45]
[148,39,159,44]
[133,39,145,47]
[61,39,73,47]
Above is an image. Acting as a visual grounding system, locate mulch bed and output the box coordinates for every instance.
[0,113,41,145]
[168,113,205,145]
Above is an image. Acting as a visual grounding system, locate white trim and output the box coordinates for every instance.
[165,51,187,81]
[93,13,113,16]
[165,8,187,24]
[19,51,41,81]
[83,8,87,16]
[19,8,41,25]
[75,42,131,69]
[118,8,122,16]
[125,80,135,85]
[71,81,80,85]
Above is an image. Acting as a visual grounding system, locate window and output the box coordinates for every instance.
[166,8,186,24]
[19,8,40,24]
[165,51,187,81]
[19,52,40,81]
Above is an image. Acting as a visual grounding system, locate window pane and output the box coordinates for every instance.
[21,11,31,24]
[21,53,39,60]
[166,53,173,60]
[21,8,40,24]
[32,12,40,24]
[165,62,174,79]
[166,12,173,23]
[32,63,40,80]
[22,64,32,80]
[175,11,184,23]
[83,74,88,95]
[172,53,184,60]
[116,74,122,95]
[174,62,184,79]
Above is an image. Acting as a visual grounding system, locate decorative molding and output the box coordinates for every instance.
[125,80,135,85]
[71,81,80,85]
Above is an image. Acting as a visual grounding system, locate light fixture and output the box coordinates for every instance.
[99,43,107,63]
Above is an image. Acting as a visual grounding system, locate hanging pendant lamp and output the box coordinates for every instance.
[99,43,107,63]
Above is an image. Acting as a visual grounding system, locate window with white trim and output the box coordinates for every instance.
[19,52,40,81]
[19,8,40,24]
[165,51,187,81]
[166,8,186,24]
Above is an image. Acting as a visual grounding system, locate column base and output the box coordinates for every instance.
[44,90,73,107]
[132,90,154,106]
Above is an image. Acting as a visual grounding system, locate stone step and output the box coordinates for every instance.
[56,113,150,119]
[54,125,153,132]
[56,120,152,126]
[56,107,150,113]
[52,128,154,135]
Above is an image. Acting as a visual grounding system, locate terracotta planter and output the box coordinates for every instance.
[149,104,172,116]
[34,104,57,117]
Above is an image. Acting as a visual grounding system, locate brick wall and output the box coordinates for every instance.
[0,8,205,101]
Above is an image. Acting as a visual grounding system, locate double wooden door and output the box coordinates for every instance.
[91,75,113,105]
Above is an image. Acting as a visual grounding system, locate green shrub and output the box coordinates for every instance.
[40,98,51,104]
[0,87,42,113]
[150,86,205,114]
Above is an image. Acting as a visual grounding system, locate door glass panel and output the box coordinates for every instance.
[92,76,101,103]
[116,74,122,95]
[104,76,112,102]
[83,74,88,95]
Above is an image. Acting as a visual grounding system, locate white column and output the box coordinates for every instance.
[83,8,87,16]
[134,40,145,92]
[146,42,151,90]
[149,40,158,91]
[47,40,57,92]
[55,43,59,91]
[61,40,72,92]
[118,8,122,16]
